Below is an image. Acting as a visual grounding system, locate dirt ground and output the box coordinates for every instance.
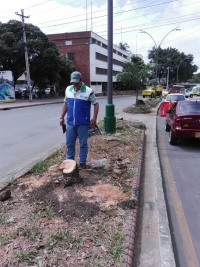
[0,99,160,267]
[0,120,145,267]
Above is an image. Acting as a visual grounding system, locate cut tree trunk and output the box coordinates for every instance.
[59,159,81,184]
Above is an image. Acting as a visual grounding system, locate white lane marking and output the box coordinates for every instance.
[50,117,60,120]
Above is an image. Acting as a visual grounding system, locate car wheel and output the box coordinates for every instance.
[143,95,145,98]
[165,122,170,132]
[190,94,193,98]
[169,129,177,145]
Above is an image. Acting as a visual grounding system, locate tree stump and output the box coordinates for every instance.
[59,160,81,186]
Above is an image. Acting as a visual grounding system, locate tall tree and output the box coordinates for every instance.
[118,42,130,51]
[0,20,73,89]
[131,55,145,70]
[30,47,74,90]
[116,62,151,104]
[148,47,198,83]
[192,72,200,83]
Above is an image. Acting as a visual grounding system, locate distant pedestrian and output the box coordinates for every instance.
[59,71,99,183]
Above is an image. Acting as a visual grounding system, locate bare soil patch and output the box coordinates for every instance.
[0,118,146,267]
[123,98,161,113]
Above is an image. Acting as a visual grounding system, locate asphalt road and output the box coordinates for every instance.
[157,115,200,267]
[0,96,137,183]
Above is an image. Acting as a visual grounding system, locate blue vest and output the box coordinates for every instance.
[64,83,97,126]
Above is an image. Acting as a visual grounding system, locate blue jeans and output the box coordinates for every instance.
[66,124,89,164]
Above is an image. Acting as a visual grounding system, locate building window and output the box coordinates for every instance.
[96,68,107,75]
[96,52,107,62]
[96,52,125,67]
[96,68,120,76]
[66,52,75,61]
[65,40,72,45]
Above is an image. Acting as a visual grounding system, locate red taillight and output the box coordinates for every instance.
[175,118,181,126]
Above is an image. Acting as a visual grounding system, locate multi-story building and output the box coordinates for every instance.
[46,31,132,94]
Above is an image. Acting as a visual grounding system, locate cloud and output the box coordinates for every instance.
[1,0,200,71]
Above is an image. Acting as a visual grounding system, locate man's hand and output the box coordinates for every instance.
[60,118,64,126]
[60,102,67,126]
[90,118,96,126]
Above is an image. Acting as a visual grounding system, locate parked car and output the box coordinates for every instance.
[165,100,200,145]
[192,85,200,96]
[142,86,155,98]
[45,88,50,94]
[165,93,186,102]
[142,85,163,98]
[168,84,185,95]
[162,88,169,97]
[185,88,193,98]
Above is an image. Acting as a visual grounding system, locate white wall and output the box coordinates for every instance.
[90,32,130,84]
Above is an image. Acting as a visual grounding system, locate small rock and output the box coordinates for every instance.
[89,159,103,169]
[0,189,11,201]
[116,115,123,120]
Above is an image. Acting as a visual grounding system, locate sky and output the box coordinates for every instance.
[1,0,200,73]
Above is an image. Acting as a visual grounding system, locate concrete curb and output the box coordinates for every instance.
[0,100,63,110]
[121,130,145,267]
[153,116,176,267]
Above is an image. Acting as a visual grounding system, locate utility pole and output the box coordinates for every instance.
[15,9,32,102]
[104,0,116,133]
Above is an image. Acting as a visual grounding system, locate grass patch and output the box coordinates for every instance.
[108,223,125,263]
[0,231,18,246]
[15,249,38,263]
[46,229,73,248]
[29,148,65,175]
[32,200,55,220]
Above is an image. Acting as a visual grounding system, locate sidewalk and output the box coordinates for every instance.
[0,97,176,267]
[119,109,176,267]
[0,96,64,110]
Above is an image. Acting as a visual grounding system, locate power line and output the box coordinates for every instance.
[38,0,179,28]
[26,0,150,16]
[25,0,51,10]
[74,1,200,32]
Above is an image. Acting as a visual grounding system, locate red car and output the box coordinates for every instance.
[165,100,200,145]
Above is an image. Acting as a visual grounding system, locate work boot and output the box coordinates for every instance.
[79,163,86,169]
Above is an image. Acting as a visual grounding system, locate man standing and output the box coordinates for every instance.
[60,71,99,173]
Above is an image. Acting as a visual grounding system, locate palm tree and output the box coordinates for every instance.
[116,62,151,104]
[118,42,130,51]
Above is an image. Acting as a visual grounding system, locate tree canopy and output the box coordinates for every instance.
[118,42,130,51]
[131,55,145,70]
[116,61,151,103]
[192,72,200,83]
[0,20,73,89]
[148,46,198,83]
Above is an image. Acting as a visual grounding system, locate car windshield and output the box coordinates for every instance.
[166,95,185,101]
[179,101,200,114]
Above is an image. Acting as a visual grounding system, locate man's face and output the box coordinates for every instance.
[72,80,82,91]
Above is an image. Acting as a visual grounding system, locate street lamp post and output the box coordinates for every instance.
[166,67,169,89]
[167,57,188,83]
[139,27,181,85]
[177,58,188,83]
